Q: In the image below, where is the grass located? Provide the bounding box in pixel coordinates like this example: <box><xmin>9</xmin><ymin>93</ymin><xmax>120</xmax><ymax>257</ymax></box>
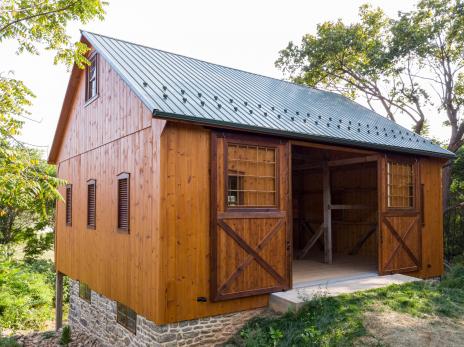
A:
<box><xmin>227</xmin><ymin>262</ymin><xmax>464</xmax><ymax>347</ymax></box>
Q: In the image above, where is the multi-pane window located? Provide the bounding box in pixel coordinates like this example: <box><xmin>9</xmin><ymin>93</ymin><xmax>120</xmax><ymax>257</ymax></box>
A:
<box><xmin>117</xmin><ymin>173</ymin><xmax>130</xmax><ymax>232</ymax></box>
<box><xmin>78</xmin><ymin>282</ymin><xmax>91</xmax><ymax>302</ymax></box>
<box><xmin>387</xmin><ymin>161</ymin><xmax>415</xmax><ymax>208</ymax></box>
<box><xmin>226</xmin><ymin>143</ymin><xmax>278</xmax><ymax>208</ymax></box>
<box><xmin>87</xmin><ymin>179</ymin><xmax>96</xmax><ymax>229</ymax></box>
<box><xmin>65</xmin><ymin>184</ymin><xmax>72</xmax><ymax>226</ymax></box>
<box><xmin>116</xmin><ymin>302</ymin><xmax>137</xmax><ymax>334</ymax></box>
<box><xmin>85</xmin><ymin>53</ymin><xmax>98</xmax><ymax>101</ymax></box>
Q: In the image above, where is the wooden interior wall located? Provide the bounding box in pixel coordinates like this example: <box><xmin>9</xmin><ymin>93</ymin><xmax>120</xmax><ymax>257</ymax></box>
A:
<box><xmin>292</xmin><ymin>164</ymin><xmax>378</xmax><ymax>257</ymax></box>
<box><xmin>55</xmin><ymin>50</ymin><xmax>163</xmax><ymax>322</ymax></box>
<box><xmin>331</xmin><ymin>164</ymin><xmax>378</xmax><ymax>256</ymax></box>
<box><xmin>292</xmin><ymin>171</ymin><xmax>323</xmax><ymax>251</ymax></box>
<box><xmin>158</xmin><ymin>123</ymin><xmax>268</xmax><ymax>324</ymax></box>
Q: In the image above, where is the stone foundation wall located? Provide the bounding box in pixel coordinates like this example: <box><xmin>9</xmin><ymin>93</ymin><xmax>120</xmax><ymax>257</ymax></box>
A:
<box><xmin>68</xmin><ymin>280</ymin><xmax>263</xmax><ymax>346</ymax></box>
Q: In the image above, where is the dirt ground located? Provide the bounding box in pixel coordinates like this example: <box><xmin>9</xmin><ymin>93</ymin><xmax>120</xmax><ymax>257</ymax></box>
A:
<box><xmin>356</xmin><ymin>307</ymin><xmax>464</xmax><ymax>347</ymax></box>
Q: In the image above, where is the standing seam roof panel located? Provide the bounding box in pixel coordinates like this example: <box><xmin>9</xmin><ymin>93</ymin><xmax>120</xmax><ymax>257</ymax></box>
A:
<box><xmin>82</xmin><ymin>31</ymin><xmax>455</xmax><ymax>159</ymax></box>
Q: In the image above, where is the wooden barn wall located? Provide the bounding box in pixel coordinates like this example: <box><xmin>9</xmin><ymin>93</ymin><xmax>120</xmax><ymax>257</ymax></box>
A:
<box><xmin>414</xmin><ymin>157</ymin><xmax>445</xmax><ymax>278</ymax></box>
<box><xmin>55</xmin><ymin>50</ymin><xmax>164</xmax><ymax>322</ymax></box>
<box><xmin>158</xmin><ymin>123</ymin><xmax>268</xmax><ymax>324</ymax></box>
<box><xmin>55</xmin><ymin>51</ymin><xmax>152</xmax><ymax>163</ymax></box>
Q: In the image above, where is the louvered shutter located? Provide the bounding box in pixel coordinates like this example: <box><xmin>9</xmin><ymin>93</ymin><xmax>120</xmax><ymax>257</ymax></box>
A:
<box><xmin>87</xmin><ymin>180</ymin><xmax>96</xmax><ymax>228</ymax></box>
<box><xmin>117</xmin><ymin>173</ymin><xmax>130</xmax><ymax>232</ymax></box>
<box><xmin>65</xmin><ymin>184</ymin><xmax>72</xmax><ymax>226</ymax></box>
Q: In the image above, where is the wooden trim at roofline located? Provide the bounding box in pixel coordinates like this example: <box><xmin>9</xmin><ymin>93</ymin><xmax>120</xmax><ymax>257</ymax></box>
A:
<box><xmin>48</xmin><ymin>35</ymin><xmax>92</xmax><ymax>164</ymax></box>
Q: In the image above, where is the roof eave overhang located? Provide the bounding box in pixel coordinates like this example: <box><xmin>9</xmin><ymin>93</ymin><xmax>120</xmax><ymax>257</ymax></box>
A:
<box><xmin>152</xmin><ymin>109</ymin><xmax>456</xmax><ymax>160</ymax></box>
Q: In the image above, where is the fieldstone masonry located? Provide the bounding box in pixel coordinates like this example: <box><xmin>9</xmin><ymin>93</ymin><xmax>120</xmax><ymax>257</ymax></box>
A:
<box><xmin>68</xmin><ymin>280</ymin><xmax>263</xmax><ymax>346</ymax></box>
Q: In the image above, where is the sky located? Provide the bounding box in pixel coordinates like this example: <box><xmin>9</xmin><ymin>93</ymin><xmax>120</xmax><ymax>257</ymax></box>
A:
<box><xmin>3</xmin><ymin>0</ymin><xmax>449</xmax><ymax>157</ymax></box>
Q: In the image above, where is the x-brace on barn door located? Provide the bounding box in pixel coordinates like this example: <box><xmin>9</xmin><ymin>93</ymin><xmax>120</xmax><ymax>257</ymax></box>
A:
<box><xmin>379</xmin><ymin>155</ymin><xmax>422</xmax><ymax>274</ymax></box>
<box><xmin>210</xmin><ymin>132</ymin><xmax>291</xmax><ymax>301</ymax></box>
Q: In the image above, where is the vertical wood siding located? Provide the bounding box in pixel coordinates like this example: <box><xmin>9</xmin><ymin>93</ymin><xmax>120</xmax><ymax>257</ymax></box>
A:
<box><xmin>158</xmin><ymin>124</ymin><xmax>268</xmax><ymax>324</ymax></box>
<box><xmin>415</xmin><ymin>157</ymin><xmax>445</xmax><ymax>278</ymax></box>
<box><xmin>55</xmin><ymin>53</ymin><xmax>152</xmax><ymax>163</ymax></box>
<box><xmin>55</xmin><ymin>52</ymin><xmax>161</xmax><ymax>322</ymax></box>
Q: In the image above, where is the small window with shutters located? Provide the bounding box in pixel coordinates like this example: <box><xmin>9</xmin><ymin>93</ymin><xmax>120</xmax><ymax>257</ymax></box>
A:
<box><xmin>87</xmin><ymin>179</ymin><xmax>96</xmax><ymax>229</ymax></box>
<box><xmin>117</xmin><ymin>173</ymin><xmax>130</xmax><ymax>232</ymax></box>
<box><xmin>65</xmin><ymin>184</ymin><xmax>72</xmax><ymax>226</ymax></box>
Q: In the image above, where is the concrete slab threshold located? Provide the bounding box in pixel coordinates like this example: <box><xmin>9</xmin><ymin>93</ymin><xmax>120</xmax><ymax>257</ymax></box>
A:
<box><xmin>270</xmin><ymin>274</ymin><xmax>420</xmax><ymax>313</ymax></box>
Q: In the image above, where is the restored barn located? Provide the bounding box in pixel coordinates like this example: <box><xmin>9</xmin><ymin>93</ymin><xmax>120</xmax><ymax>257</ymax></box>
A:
<box><xmin>49</xmin><ymin>31</ymin><xmax>454</xmax><ymax>346</ymax></box>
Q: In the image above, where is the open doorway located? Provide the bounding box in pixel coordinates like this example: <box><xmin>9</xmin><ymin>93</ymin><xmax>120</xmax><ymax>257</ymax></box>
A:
<box><xmin>291</xmin><ymin>144</ymin><xmax>379</xmax><ymax>286</ymax></box>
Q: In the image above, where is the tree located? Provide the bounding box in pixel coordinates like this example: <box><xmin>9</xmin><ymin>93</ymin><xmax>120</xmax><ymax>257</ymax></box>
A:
<box><xmin>0</xmin><ymin>1</ymin><xmax>106</xmax><ymax>255</ymax></box>
<box><xmin>276</xmin><ymin>0</ymin><xmax>464</xmax><ymax>207</ymax></box>
<box><xmin>1</xmin><ymin>0</ymin><xmax>107</xmax><ymax>140</ymax></box>
<box><xmin>0</xmin><ymin>145</ymin><xmax>64</xmax><ymax>257</ymax></box>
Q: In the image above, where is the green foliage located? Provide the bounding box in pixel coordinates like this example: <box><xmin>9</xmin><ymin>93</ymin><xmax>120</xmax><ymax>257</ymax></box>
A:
<box><xmin>59</xmin><ymin>325</ymin><xmax>72</xmax><ymax>346</ymax></box>
<box><xmin>228</xmin><ymin>263</ymin><xmax>464</xmax><ymax>346</ymax></box>
<box><xmin>450</xmin><ymin>147</ymin><xmax>464</xmax><ymax>202</ymax></box>
<box><xmin>0</xmin><ymin>259</ymin><xmax>56</xmax><ymax>331</ymax></box>
<box><xmin>0</xmin><ymin>1</ymin><xmax>107</xmax><ymax>255</ymax></box>
<box><xmin>276</xmin><ymin>0</ymin><xmax>464</xmax><ymax>148</ymax></box>
<box><xmin>0</xmin><ymin>144</ymin><xmax>63</xmax><ymax>259</ymax></box>
<box><xmin>0</xmin><ymin>0</ymin><xmax>106</xmax><ymax>68</ymax></box>
<box><xmin>0</xmin><ymin>337</ymin><xmax>20</xmax><ymax>347</ymax></box>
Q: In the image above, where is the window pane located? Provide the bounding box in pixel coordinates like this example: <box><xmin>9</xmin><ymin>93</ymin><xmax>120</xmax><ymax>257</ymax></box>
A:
<box><xmin>387</xmin><ymin>161</ymin><xmax>415</xmax><ymax>208</ymax></box>
<box><xmin>227</xmin><ymin>143</ymin><xmax>277</xmax><ymax>208</ymax></box>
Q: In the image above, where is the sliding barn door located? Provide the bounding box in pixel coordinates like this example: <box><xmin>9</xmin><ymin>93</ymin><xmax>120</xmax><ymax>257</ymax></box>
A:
<box><xmin>211</xmin><ymin>132</ymin><xmax>291</xmax><ymax>301</ymax></box>
<box><xmin>379</xmin><ymin>156</ymin><xmax>422</xmax><ymax>274</ymax></box>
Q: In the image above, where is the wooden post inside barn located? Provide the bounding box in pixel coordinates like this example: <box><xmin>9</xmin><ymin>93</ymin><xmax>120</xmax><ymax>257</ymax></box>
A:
<box><xmin>323</xmin><ymin>162</ymin><xmax>332</xmax><ymax>264</ymax></box>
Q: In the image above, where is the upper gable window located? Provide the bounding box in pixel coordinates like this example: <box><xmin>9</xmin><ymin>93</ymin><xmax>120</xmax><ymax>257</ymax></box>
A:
<box><xmin>85</xmin><ymin>53</ymin><xmax>98</xmax><ymax>102</ymax></box>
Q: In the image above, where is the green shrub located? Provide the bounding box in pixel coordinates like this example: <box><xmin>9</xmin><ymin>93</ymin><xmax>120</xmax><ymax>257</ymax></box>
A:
<box><xmin>0</xmin><ymin>260</ymin><xmax>55</xmax><ymax>331</ymax></box>
<box><xmin>0</xmin><ymin>337</ymin><xmax>20</xmax><ymax>347</ymax></box>
<box><xmin>441</xmin><ymin>263</ymin><xmax>464</xmax><ymax>288</ymax></box>
<box><xmin>59</xmin><ymin>326</ymin><xmax>72</xmax><ymax>346</ymax></box>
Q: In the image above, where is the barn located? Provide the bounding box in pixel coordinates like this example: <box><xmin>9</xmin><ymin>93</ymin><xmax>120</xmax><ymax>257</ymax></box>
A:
<box><xmin>49</xmin><ymin>31</ymin><xmax>455</xmax><ymax>346</ymax></box>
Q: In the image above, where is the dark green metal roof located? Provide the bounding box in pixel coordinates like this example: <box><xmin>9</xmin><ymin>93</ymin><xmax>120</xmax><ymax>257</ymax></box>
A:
<box><xmin>82</xmin><ymin>31</ymin><xmax>454</xmax><ymax>159</ymax></box>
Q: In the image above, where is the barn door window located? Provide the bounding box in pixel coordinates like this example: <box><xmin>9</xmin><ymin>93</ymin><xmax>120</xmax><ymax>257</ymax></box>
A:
<box><xmin>65</xmin><ymin>184</ymin><xmax>72</xmax><ymax>226</ymax></box>
<box><xmin>87</xmin><ymin>179</ymin><xmax>96</xmax><ymax>229</ymax></box>
<box><xmin>117</xmin><ymin>173</ymin><xmax>130</xmax><ymax>232</ymax></box>
<box><xmin>387</xmin><ymin>160</ymin><xmax>415</xmax><ymax>208</ymax></box>
<box><xmin>226</xmin><ymin>141</ymin><xmax>278</xmax><ymax>209</ymax></box>
<box><xmin>85</xmin><ymin>53</ymin><xmax>98</xmax><ymax>102</ymax></box>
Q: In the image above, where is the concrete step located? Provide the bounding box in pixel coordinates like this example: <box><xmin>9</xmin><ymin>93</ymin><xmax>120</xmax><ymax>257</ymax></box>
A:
<box><xmin>269</xmin><ymin>274</ymin><xmax>420</xmax><ymax>313</ymax></box>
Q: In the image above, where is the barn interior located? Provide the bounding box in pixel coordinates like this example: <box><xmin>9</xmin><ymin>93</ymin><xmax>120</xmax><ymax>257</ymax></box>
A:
<box><xmin>291</xmin><ymin>144</ymin><xmax>379</xmax><ymax>286</ymax></box>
